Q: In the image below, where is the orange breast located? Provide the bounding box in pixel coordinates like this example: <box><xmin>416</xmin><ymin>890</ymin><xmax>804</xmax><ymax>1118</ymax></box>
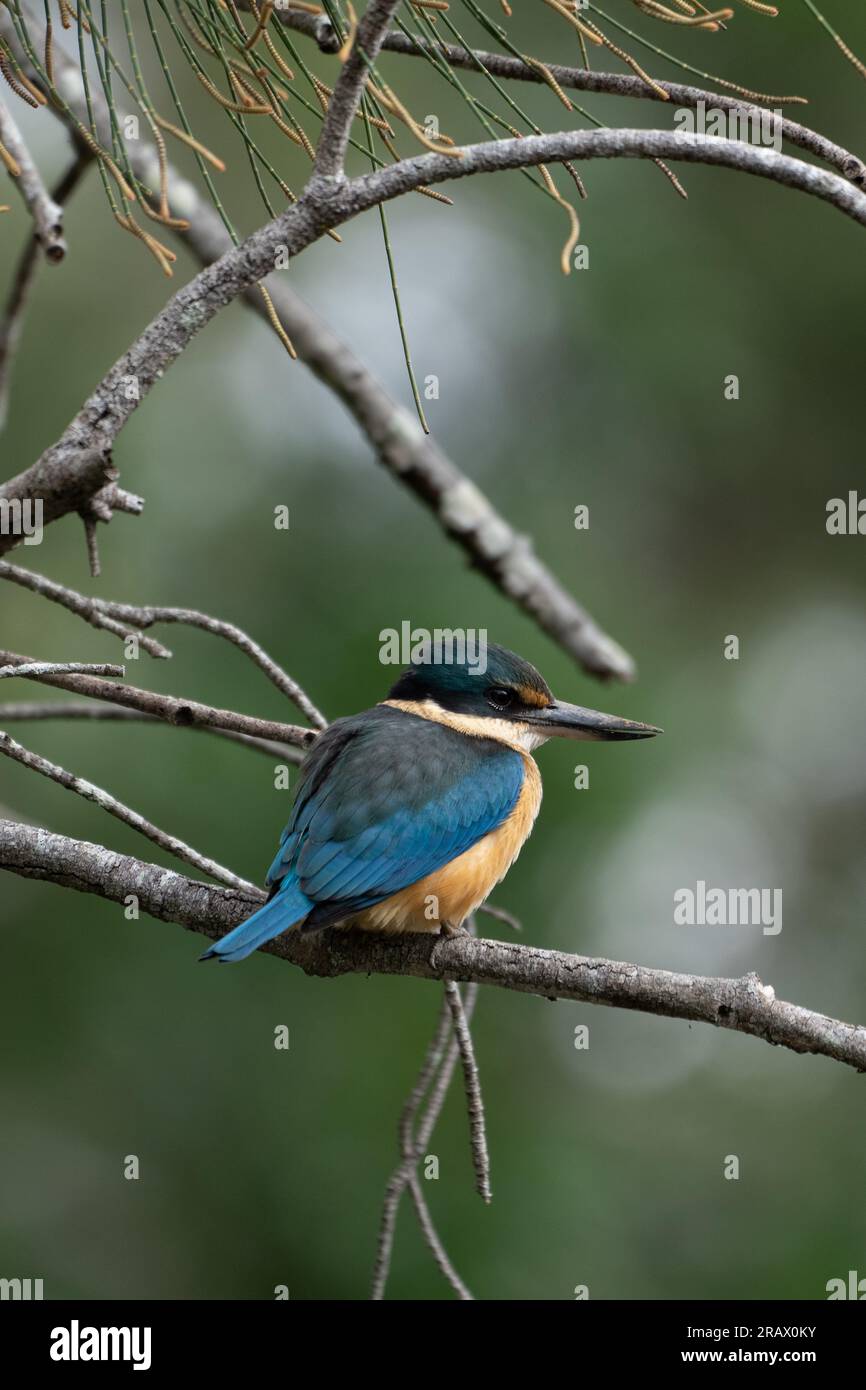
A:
<box><xmin>352</xmin><ymin>754</ymin><xmax>542</xmax><ymax>934</ymax></box>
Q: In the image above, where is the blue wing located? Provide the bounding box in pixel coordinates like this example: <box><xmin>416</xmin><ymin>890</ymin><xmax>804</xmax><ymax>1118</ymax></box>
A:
<box><xmin>202</xmin><ymin>705</ymin><xmax>524</xmax><ymax>962</ymax></box>
<box><xmin>270</xmin><ymin>705</ymin><xmax>524</xmax><ymax>926</ymax></box>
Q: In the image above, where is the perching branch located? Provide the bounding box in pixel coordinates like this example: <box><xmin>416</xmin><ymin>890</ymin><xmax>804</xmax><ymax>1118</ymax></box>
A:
<box><xmin>3</xmin><ymin>819</ymin><xmax>865</xmax><ymax>1076</ymax></box>
<box><xmin>0</xmin><ymin>94</ymin><xmax>66</xmax><ymax>260</ymax></box>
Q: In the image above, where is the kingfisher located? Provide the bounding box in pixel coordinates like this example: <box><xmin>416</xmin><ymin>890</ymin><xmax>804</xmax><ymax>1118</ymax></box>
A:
<box><xmin>202</xmin><ymin>644</ymin><xmax>660</xmax><ymax>962</ymax></box>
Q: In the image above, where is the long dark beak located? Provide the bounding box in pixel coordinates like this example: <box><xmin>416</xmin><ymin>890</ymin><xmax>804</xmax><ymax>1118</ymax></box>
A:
<box><xmin>525</xmin><ymin>699</ymin><xmax>662</xmax><ymax>741</ymax></box>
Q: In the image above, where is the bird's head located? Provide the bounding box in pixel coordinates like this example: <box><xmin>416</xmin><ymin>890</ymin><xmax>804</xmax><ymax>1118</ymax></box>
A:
<box><xmin>386</xmin><ymin>643</ymin><xmax>661</xmax><ymax>749</ymax></box>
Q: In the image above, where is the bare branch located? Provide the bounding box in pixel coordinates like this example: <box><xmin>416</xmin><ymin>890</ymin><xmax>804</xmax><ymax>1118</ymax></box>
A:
<box><xmin>4</xmin><ymin>820</ymin><xmax>864</xmax><ymax>1072</ymax></box>
<box><xmin>337</xmin><ymin>128</ymin><xmax>866</xmax><ymax>226</ymax></box>
<box><xmin>0</xmin><ymin>562</ymin><xmax>327</xmax><ymax>726</ymax></box>
<box><xmin>0</xmin><ymin>700</ymin><xmax>305</xmax><ymax>761</ymax></box>
<box><xmin>0</xmin><ymin>649</ymin><xmax>316</xmax><ymax>749</ymax></box>
<box><xmin>0</xmin><ymin>446</ymin><xmax>118</xmax><ymax>558</ymax></box>
<box><xmin>0</xmin><ymin>95</ymin><xmax>65</xmax><ymax>260</ymax></box>
<box><xmin>313</xmin><ymin>0</ymin><xmax>404</xmax><ymax>178</ymax></box>
<box><xmin>0</xmin><ymin>729</ymin><xmax>260</xmax><ymax>893</ymax></box>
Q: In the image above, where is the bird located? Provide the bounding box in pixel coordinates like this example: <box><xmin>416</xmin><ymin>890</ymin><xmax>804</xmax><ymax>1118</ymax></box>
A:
<box><xmin>201</xmin><ymin>643</ymin><xmax>661</xmax><ymax>962</ymax></box>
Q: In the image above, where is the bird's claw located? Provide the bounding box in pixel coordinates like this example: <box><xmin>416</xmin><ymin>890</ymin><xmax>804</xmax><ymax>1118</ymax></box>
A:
<box><xmin>430</xmin><ymin>920</ymin><xmax>468</xmax><ymax>970</ymax></box>
<box><xmin>439</xmin><ymin>920</ymin><xmax>468</xmax><ymax>939</ymax></box>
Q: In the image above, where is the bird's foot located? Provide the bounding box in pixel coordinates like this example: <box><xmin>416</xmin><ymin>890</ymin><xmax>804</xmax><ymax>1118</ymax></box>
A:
<box><xmin>439</xmin><ymin>920</ymin><xmax>468</xmax><ymax>939</ymax></box>
<box><xmin>430</xmin><ymin>921</ymin><xmax>468</xmax><ymax>970</ymax></box>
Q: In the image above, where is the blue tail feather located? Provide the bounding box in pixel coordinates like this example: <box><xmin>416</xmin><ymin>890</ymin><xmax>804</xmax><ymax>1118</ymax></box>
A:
<box><xmin>200</xmin><ymin>875</ymin><xmax>312</xmax><ymax>963</ymax></box>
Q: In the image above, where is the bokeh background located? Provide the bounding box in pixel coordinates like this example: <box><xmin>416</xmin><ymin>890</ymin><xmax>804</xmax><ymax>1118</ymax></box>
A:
<box><xmin>1</xmin><ymin>3</ymin><xmax>864</xmax><ymax>1300</ymax></box>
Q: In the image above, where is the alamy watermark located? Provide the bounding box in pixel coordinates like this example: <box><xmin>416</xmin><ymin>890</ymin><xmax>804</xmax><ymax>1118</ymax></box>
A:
<box><xmin>0</xmin><ymin>497</ymin><xmax>43</xmax><ymax>546</ymax></box>
<box><xmin>50</xmin><ymin>1321</ymin><xmax>151</xmax><ymax>1371</ymax></box>
<box><xmin>674</xmin><ymin>880</ymin><xmax>782</xmax><ymax>936</ymax></box>
<box><xmin>0</xmin><ymin>1276</ymin><xmax>43</xmax><ymax>1299</ymax></box>
<box><xmin>674</xmin><ymin>100</ymin><xmax>783</xmax><ymax>154</ymax></box>
<box><xmin>379</xmin><ymin>623</ymin><xmax>488</xmax><ymax>675</ymax></box>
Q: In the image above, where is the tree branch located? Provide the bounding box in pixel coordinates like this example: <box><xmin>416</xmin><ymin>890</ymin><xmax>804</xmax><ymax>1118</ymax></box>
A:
<box><xmin>0</xmin><ymin>446</ymin><xmax>127</xmax><ymax>558</ymax></box>
<box><xmin>3</xmin><ymin>820</ymin><xmax>864</xmax><ymax>1075</ymax></box>
<box><xmin>277</xmin><ymin>6</ymin><xmax>866</xmax><ymax>187</ymax></box>
<box><xmin>23</xmin><ymin>126</ymin><xmax>865</xmax><ymax>562</ymax></box>
<box><xmin>313</xmin><ymin>0</ymin><xmax>404</xmax><ymax>178</ymax></box>
<box><xmin>338</xmin><ymin>127</ymin><xmax>866</xmax><ymax>226</ymax></box>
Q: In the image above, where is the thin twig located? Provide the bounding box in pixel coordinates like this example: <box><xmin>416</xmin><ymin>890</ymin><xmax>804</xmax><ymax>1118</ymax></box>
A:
<box><xmin>0</xmin><ymin>561</ymin><xmax>169</xmax><ymax>656</ymax></box>
<box><xmin>0</xmin><ymin>150</ymin><xmax>90</xmax><ymax>429</ymax></box>
<box><xmin>0</xmin><ymin>561</ymin><xmax>327</xmax><ymax>726</ymax></box>
<box><xmin>0</xmin><ymin>699</ymin><xmax>306</xmax><ymax>760</ymax></box>
<box><xmin>313</xmin><ymin>0</ymin><xmax>403</xmax><ymax>177</ymax></box>
<box><xmin>478</xmin><ymin>901</ymin><xmax>522</xmax><ymax>932</ymax></box>
<box><xmin>371</xmin><ymin>983</ymin><xmax>481</xmax><ymax>1299</ymax></box>
<box><xmin>0</xmin><ymin>649</ymin><xmax>316</xmax><ymax>748</ymax></box>
<box><xmin>0</xmin><ymin>660</ymin><xmax>125</xmax><ymax>680</ymax></box>
<box><xmin>444</xmin><ymin>977</ymin><xmax>491</xmax><ymax>1203</ymax></box>
<box><xmin>408</xmin><ymin>1174</ymin><xmax>473</xmax><ymax>1300</ymax></box>
<box><xmin>0</xmin><ymin>94</ymin><xmax>65</xmax><ymax>259</ymax></box>
<box><xmin>0</xmin><ymin>729</ymin><xmax>261</xmax><ymax>893</ymax></box>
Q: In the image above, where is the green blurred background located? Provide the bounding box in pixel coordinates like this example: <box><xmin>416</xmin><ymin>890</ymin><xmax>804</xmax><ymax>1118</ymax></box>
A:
<box><xmin>1</xmin><ymin>3</ymin><xmax>864</xmax><ymax>1300</ymax></box>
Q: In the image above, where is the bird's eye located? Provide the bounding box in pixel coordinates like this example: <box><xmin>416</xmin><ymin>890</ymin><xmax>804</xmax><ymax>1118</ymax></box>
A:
<box><xmin>487</xmin><ymin>686</ymin><xmax>514</xmax><ymax>711</ymax></box>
